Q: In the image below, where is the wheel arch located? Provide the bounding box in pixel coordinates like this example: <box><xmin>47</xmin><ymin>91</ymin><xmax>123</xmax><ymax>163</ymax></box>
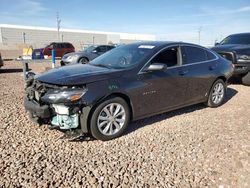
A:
<box><xmin>84</xmin><ymin>92</ymin><xmax>134</xmax><ymax>134</ymax></box>
<box><xmin>78</xmin><ymin>56</ymin><xmax>89</xmax><ymax>62</ymax></box>
<box><xmin>217</xmin><ymin>75</ymin><xmax>227</xmax><ymax>83</ymax></box>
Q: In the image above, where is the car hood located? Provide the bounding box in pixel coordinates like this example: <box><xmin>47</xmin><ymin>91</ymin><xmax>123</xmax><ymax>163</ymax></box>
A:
<box><xmin>63</xmin><ymin>51</ymin><xmax>89</xmax><ymax>58</ymax></box>
<box><xmin>211</xmin><ymin>44</ymin><xmax>250</xmax><ymax>52</ymax></box>
<box><xmin>35</xmin><ymin>64</ymin><xmax>123</xmax><ymax>86</ymax></box>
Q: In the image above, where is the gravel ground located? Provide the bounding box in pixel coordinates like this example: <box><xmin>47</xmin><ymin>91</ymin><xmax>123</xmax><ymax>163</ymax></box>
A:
<box><xmin>0</xmin><ymin>61</ymin><xmax>249</xmax><ymax>188</ymax></box>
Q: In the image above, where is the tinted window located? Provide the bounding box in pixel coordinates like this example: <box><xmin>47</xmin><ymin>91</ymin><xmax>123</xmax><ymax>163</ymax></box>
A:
<box><xmin>206</xmin><ymin>50</ymin><xmax>216</xmax><ymax>60</ymax></box>
<box><xmin>107</xmin><ymin>46</ymin><xmax>115</xmax><ymax>50</ymax></box>
<box><xmin>220</xmin><ymin>34</ymin><xmax>250</xmax><ymax>45</ymax></box>
<box><xmin>182</xmin><ymin>46</ymin><xmax>207</xmax><ymax>64</ymax></box>
<box><xmin>96</xmin><ymin>46</ymin><xmax>107</xmax><ymax>52</ymax></box>
<box><xmin>54</xmin><ymin>43</ymin><xmax>62</xmax><ymax>48</ymax></box>
<box><xmin>65</xmin><ymin>43</ymin><xmax>72</xmax><ymax>48</ymax></box>
<box><xmin>151</xmin><ymin>47</ymin><xmax>178</xmax><ymax>67</ymax></box>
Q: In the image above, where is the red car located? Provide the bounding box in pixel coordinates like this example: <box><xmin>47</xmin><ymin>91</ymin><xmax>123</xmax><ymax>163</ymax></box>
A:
<box><xmin>33</xmin><ymin>42</ymin><xmax>75</xmax><ymax>58</ymax></box>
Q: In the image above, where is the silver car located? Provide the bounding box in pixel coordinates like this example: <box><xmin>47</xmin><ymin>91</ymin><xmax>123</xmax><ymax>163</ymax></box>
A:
<box><xmin>60</xmin><ymin>45</ymin><xmax>115</xmax><ymax>66</ymax></box>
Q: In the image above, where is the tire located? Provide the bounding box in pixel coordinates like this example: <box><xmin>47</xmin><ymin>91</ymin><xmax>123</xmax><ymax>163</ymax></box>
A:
<box><xmin>242</xmin><ymin>72</ymin><xmax>250</xmax><ymax>86</ymax></box>
<box><xmin>78</xmin><ymin>57</ymin><xmax>89</xmax><ymax>64</ymax></box>
<box><xmin>90</xmin><ymin>97</ymin><xmax>130</xmax><ymax>141</ymax></box>
<box><xmin>206</xmin><ymin>79</ymin><xmax>226</xmax><ymax>107</ymax></box>
<box><xmin>60</xmin><ymin>61</ymin><xmax>65</xmax><ymax>66</ymax></box>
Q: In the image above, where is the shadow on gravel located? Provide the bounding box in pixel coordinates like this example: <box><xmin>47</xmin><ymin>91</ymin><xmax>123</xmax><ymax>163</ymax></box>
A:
<box><xmin>124</xmin><ymin>87</ymin><xmax>238</xmax><ymax>136</ymax></box>
<box><xmin>228</xmin><ymin>76</ymin><xmax>242</xmax><ymax>85</ymax></box>
<box><xmin>0</xmin><ymin>68</ymin><xmax>24</xmax><ymax>74</ymax></box>
<box><xmin>224</xmin><ymin>87</ymin><xmax>238</xmax><ymax>104</ymax></box>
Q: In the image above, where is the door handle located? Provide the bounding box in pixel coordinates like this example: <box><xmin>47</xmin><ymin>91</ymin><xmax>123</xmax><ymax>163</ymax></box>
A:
<box><xmin>179</xmin><ymin>70</ymin><xmax>188</xmax><ymax>76</ymax></box>
<box><xmin>209</xmin><ymin>65</ymin><xmax>216</xmax><ymax>71</ymax></box>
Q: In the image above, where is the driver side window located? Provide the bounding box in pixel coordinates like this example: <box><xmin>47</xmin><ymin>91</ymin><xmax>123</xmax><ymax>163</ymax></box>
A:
<box><xmin>150</xmin><ymin>47</ymin><xmax>179</xmax><ymax>67</ymax></box>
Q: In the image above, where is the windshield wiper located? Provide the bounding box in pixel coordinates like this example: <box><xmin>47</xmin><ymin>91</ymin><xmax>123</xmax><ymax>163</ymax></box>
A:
<box><xmin>92</xmin><ymin>64</ymin><xmax>111</xmax><ymax>69</ymax></box>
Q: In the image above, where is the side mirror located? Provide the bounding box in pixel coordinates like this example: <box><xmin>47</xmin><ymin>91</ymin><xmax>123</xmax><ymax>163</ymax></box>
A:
<box><xmin>214</xmin><ymin>42</ymin><xmax>220</xmax><ymax>46</ymax></box>
<box><xmin>144</xmin><ymin>63</ymin><xmax>166</xmax><ymax>72</ymax></box>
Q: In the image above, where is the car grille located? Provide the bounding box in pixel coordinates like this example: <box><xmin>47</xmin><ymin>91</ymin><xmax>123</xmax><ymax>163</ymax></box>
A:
<box><xmin>217</xmin><ymin>52</ymin><xmax>236</xmax><ymax>64</ymax></box>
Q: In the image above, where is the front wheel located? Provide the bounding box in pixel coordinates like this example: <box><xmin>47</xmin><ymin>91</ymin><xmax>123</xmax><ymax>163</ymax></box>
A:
<box><xmin>79</xmin><ymin>57</ymin><xmax>89</xmax><ymax>64</ymax></box>
<box><xmin>206</xmin><ymin>79</ymin><xmax>226</xmax><ymax>107</ymax></box>
<box><xmin>90</xmin><ymin>97</ymin><xmax>130</xmax><ymax>141</ymax></box>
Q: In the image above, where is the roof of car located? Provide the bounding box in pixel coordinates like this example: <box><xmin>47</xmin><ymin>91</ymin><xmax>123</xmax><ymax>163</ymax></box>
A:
<box><xmin>228</xmin><ymin>33</ymin><xmax>250</xmax><ymax>37</ymax></box>
<box><xmin>129</xmin><ymin>41</ymin><xmax>200</xmax><ymax>48</ymax></box>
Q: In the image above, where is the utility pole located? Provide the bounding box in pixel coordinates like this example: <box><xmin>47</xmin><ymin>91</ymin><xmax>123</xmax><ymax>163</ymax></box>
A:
<box><xmin>22</xmin><ymin>32</ymin><xmax>26</xmax><ymax>44</ymax></box>
<box><xmin>57</xmin><ymin>12</ymin><xmax>61</xmax><ymax>42</ymax></box>
<box><xmin>198</xmin><ymin>26</ymin><xmax>202</xmax><ymax>45</ymax></box>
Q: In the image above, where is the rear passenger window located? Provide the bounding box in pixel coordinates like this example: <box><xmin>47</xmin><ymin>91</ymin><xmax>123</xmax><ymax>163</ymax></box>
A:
<box><xmin>206</xmin><ymin>50</ymin><xmax>216</xmax><ymax>60</ymax></box>
<box><xmin>65</xmin><ymin>43</ymin><xmax>71</xmax><ymax>48</ymax></box>
<box><xmin>97</xmin><ymin>46</ymin><xmax>107</xmax><ymax>52</ymax></box>
<box><xmin>182</xmin><ymin>46</ymin><xmax>207</xmax><ymax>64</ymax></box>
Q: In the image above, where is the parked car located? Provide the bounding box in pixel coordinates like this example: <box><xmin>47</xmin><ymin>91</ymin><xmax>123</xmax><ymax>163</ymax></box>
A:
<box><xmin>32</xmin><ymin>42</ymin><xmax>75</xmax><ymax>59</ymax></box>
<box><xmin>0</xmin><ymin>52</ymin><xmax>3</xmax><ymax>68</ymax></box>
<box><xmin>211</xmin><ymin>33</ymin><xmax>250</xmax><ymax>85</ymax></box>
<box><xmin>24</xmin><ymin>41</ymin><xmax>234</xmax><ymax>141</ymax></box>
<box><xmin>60</xmin><ymin>45</ymin><xmax>115</xmax><ymax>66</ymax></box>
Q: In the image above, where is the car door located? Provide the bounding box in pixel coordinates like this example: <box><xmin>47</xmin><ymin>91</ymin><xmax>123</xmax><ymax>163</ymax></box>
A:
<box><xmin>135</xmin><ymin>46</ymin><xmax>188</xmax><ymax>117</ymax></box>
<box><xmin>180</xmin><ymin>45</ymin><xmax>218</xmax><ymax>104</ymax></box>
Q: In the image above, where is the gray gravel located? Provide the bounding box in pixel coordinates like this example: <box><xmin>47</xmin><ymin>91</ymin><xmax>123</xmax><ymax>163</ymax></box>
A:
<box><xmin>0</xmin><ymin>61</ymin><xmax>250</xmax><ymax>188</ymax></box>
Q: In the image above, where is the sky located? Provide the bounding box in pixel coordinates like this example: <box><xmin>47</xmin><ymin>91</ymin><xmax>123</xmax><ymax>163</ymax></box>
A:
<box><xmin>0</xmin><ymin>0</ymin><xmax>250</xmax><ymax>46</ymax></box>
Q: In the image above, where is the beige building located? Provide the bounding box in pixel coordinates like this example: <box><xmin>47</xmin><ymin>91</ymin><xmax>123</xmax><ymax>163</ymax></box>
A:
<box><xmin>0</xmin><ymin>24</ymin><xmax>156</xmax><ymax>59</ymax></box>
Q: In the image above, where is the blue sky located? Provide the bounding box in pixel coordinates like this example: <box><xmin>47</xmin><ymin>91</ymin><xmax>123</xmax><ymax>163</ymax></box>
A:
<box><xmin>1</xmin><ymin>0</ymin><xmax>250</xmax><ymax>45</ymax></box>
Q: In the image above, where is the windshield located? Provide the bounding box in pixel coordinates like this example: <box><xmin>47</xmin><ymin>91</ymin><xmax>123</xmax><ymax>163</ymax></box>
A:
<box><xmin>220</xmin><ymin>34</ymin><xmax>250</xmax><ymax>45</ymax></box>
<box><xmin>81</xmin><ymin>45</ymin><xmax>97</xmax><ymax>52</ymax></box>
<box><xmin>89</xmin><ymin>44</ymin><xmax>155</xmax><ymax>69</ymax></box>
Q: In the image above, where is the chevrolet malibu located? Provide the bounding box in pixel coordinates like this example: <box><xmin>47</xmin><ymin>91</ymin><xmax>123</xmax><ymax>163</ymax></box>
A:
<box><xmin>24</xmin><ymin>42</ymin><xmax>234</xmax><ymax>141</ymax></box>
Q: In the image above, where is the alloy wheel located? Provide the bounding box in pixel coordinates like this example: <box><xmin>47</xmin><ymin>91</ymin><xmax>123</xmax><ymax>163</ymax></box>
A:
<box><xmin>212</xmin><ymin>82</ymin><xmax>224</xmax><ymax>104</ymax></box>
<box><xmin>97</xmin><ymin>103</ymin><xmax>126</xmax><ymax>136</ymax></box>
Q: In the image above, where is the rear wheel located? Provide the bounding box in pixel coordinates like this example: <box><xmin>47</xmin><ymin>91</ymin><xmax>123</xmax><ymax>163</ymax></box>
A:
<box><xmin>242</xmin><ymin>72</ymin><xmax>250</xmax><ymax>86</ymax></box>
<box><xmin>79</xmin><ymin>57</ymin><xmax>89</xmax><ymax>64</ymax></box>
<box><xmin>90</xmin><ymin>97</ymin><xmax>130</xmax><ymax>141</ymax></box>
<box><xmin>206</xmin><ymin>79</ymin><xmax>226</xmax><ymax>107</ymax></box>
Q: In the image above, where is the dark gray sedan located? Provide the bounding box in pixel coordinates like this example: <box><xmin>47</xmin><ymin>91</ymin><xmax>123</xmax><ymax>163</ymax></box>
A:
<box><xmin>60</xmin><ymin>45</ymin><xmax>115</xmax><ymax>66</ymax></box>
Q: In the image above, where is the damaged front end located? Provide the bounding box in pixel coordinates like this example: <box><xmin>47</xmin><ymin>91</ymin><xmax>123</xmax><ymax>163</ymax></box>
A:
<box><xmin>24</xmin><ymin>75</ymin><xmax>88</xmax><ymax>133</ymax></box>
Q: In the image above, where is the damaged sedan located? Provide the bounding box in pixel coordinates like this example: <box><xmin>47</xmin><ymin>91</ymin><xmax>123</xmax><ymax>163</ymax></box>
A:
<box><xmin>24</xmin><ymin>42</ymin><xmax>234</xmax><ymax>141</ymax></box>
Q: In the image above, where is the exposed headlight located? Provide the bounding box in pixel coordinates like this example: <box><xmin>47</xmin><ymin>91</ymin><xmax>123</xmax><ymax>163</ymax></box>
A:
<box><xmin>41</xmin><ymin>87</ymin><xmax>87</xmax><ymax>104</ymax></box>
<box><xmin>66</xmin><ymin>55</ymin><xmax>78</xmax><ymax>61</ymax></box>
<box><xmin>237</xmin><ymin>54</ymin><xmax>250</xmax><ymax>62</ymax></box>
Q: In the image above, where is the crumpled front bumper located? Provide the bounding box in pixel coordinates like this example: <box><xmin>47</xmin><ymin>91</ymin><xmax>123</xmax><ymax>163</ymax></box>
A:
<box><xmin>24</xmin><ymin>97</ymin><xmax>51</xmax><ymax>119</ymax></box>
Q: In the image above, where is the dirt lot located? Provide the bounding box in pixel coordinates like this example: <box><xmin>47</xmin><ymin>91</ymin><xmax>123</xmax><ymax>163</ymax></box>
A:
<box><xmin>0</xmin><ymin>61</ymin><xmax>249</xmax><ymax>188</ymax></box>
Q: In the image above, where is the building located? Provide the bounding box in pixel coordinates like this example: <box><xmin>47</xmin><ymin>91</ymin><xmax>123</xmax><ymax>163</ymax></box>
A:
<box><xmin>0</xmin><ymin>24</ymin><xmax>156</xmax><ymax>59</ymax></box>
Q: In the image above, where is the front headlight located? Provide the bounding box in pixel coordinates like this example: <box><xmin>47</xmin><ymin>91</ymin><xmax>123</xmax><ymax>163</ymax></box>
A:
<box><xmin>237</xmin><ymin>54</ymin><xmax>250</xmax><ymax>62</ymax></box>
<box><xmin>66</xmin><ymin>55</ymin><xmax>78</xmax><ymax>61</ymax></box>
<box><xmin>41</xmin><ymin>87</ymin><xmax>87</xmax><ymax>104</ymax></box>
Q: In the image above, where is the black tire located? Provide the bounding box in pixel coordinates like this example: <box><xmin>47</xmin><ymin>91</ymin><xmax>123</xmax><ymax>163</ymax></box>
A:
<box><xmin>78</xmin><ymin>57</ymin><xmax>89</xmax><ymax>64</ymax></box>
<box><xmin>90</xmin><ymin>97</ymin><xmax>130</xmax><ymax>141</ymax></box>
<box><xmin>60</xmin><ymin>61</ymin><xmax>65</xmax><ymax>66</ymax></box>
<box><xmin>242</xmin><ymin>72</ymin><xmax>250</xmax><ymax>86</ymax></box>
<box><xmin>206</xmin><ymin>79</ymin><xmax>226</xmax><ymax>107</ymax></box>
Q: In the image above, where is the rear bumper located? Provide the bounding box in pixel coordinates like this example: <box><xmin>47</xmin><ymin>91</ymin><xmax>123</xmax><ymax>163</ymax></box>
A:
<box><xmin>24</xmin><ymin>97</ymin><xmax>51</xmax><ymax>119</ymax></box>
